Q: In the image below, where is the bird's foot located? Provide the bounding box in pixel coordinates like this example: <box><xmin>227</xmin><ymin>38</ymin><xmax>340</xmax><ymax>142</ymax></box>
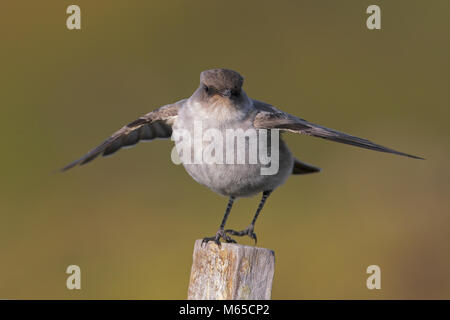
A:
<box><xmin>202</xmin><ymin>229</ymin><xmax>236</xmax><ymax>247</ymax></box>
<box><xmin>225</xmin><ymin>225</ymin><xmax>257</xmax><ymax>244</ymax></box>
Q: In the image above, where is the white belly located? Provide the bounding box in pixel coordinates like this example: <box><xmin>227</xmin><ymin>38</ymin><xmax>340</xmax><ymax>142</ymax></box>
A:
<box><xmin>173</xmin><ymin>101</ymin><xmax>294</xmax><ymax>197</ymax></box>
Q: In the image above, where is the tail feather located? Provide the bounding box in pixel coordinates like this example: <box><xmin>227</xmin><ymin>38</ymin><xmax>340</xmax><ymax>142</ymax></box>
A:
<box><xmin>292</xmin><ymin>158</ymin><xmax>321</xmax><ymax>175</ymax></box>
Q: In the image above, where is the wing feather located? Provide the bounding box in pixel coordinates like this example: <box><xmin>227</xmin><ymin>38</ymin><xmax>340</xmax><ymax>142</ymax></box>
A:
<box><xmin>61</xmin><ymin>100</ymin><xmax>184</xmax><ymax>171</ymax></box>
<box><xmin>252</xmin><ymin>100</ymin><xmax>423</xmax><ymax>160</ymax></box>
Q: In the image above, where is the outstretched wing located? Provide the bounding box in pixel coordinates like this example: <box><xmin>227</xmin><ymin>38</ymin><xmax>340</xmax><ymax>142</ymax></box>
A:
<box><xmin>252</xmin><ymin>100</ymin><xmax>423</xmax><ymax>160</ymax></box>
<box><xmin>61</xmin><ymin>100</ymin><xmax>184</xmax><ymax>171</ymax></box>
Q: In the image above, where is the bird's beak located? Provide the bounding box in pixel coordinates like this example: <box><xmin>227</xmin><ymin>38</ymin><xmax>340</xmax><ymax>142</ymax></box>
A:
<box><xmin>221</xmin><ymin>89</ymin><xmax>232</xmax><ymax>98</ymax></box>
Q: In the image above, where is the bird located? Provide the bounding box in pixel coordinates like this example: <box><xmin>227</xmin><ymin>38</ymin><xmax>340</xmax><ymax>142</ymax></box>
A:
<box><xmin>62</xmin><ymin>68</ymin><xmax>423</xmax><ymax>246</ymax></box>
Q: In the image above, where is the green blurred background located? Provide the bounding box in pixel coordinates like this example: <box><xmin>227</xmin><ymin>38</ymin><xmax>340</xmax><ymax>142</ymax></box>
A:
<box><xmin>1</xmin><ymin>0</ymin><xmax>449</xmax><ymax>299</ymax></box>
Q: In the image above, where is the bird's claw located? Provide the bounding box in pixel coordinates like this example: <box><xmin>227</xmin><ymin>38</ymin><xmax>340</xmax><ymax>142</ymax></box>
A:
<box><xmin>202</xmin><ymin>229</ymin><xmax>236</xmax><ymax>247</ymax></box>
<box><xmin>225</xmin><ymin>226</ymin><xmax>257</xmax><ymax>244</ymax></box>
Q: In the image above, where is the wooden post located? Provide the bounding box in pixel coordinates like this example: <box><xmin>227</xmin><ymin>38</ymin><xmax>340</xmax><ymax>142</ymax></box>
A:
<box><xmin>188</xmin><ymin>239</ymin><xmax>275</xmax><ymax>300</ymax></box>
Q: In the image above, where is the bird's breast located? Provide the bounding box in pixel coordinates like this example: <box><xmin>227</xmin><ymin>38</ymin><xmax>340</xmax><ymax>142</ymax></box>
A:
<box><xmin>173</xmin><ymin>117</ymin><xmax>293</xmax><ymax>196</ymax></box>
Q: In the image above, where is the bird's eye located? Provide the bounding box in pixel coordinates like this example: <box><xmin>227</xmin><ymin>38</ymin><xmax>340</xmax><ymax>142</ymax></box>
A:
<box><xmin>203</xmin><ymin>85</ymin><xmax>209</xmax><ymax>92</ymax></box>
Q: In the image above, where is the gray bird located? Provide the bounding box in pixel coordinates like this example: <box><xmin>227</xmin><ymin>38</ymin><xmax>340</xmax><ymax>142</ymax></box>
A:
<box><xmin>62</xmin><ymin>68</ymin><xmax>423</xmax><ymax>246</ymax></box>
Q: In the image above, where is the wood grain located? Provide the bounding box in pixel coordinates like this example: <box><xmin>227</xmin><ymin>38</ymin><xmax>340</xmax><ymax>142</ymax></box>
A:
<box><xmin>188</xmin><ymin>240</ymin><xmax>275</xmax><ymax>300</ymax></box>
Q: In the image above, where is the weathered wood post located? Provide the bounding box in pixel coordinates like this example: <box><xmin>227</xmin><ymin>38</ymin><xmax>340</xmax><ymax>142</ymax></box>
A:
<box><xmin>188</xmin><ymin>239</ymin><xmax>275</xmax><ymax>300</ymax></box>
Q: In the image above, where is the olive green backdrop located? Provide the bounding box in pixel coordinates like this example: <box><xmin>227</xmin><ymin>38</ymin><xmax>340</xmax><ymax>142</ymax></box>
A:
<box><xmin>1</xmin><ymin>1</ymin><xmax>449</xmax><ymax>299</ymax></box>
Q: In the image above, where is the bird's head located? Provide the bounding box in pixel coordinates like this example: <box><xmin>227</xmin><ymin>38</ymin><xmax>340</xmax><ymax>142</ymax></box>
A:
<box><xmin>196</xmin><ymin>68</ymin><xmax>245</xmax><ymax>103</ymax></box>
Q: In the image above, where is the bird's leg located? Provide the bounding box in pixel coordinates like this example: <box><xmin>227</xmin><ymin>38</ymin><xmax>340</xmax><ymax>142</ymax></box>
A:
<box><xmin>202</xmin><ymin>196</ymin><xmax>237</xmax><ymax>247</ymax></box>
<box><xmin>225</xmin><ymin>190</ymin><xmax>272</xmax><ymax>244</ymax></box>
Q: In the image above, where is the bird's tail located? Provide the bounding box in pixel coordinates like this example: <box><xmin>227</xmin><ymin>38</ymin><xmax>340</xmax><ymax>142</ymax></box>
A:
<box><xmin>292</xmin><ymin>158</ymin><xmax>321</xmax><ymax>175</ymax></box>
